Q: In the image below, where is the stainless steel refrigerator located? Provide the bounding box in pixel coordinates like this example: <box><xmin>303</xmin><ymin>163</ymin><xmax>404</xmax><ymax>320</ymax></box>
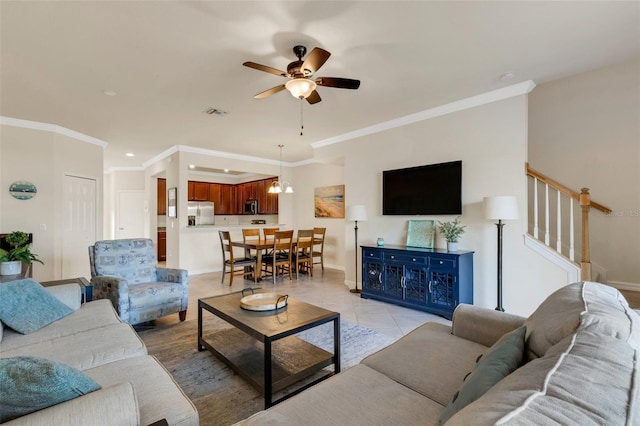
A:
<box><xmin>187</xmin><ymin>201</ymin><xmax>215</xmax><ymax>226</ymax></box>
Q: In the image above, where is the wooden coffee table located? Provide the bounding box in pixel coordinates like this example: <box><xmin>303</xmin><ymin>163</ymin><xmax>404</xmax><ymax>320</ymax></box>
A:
<box><xmin>197</xmin><ymin>290</ymin><xmax>340</xmax><ymax>408</ymax></box>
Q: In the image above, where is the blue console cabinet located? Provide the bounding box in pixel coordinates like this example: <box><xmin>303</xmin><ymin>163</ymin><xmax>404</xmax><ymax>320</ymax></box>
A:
<box><xmin>361</xmin><ymin>245</ymin><xmax>474</xmax><ymax>320</ymax></box>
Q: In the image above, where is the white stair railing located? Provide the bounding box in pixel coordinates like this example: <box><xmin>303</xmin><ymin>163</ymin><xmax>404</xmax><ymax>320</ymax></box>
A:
<box><xmin>526</xmin><ymin>163</ymin><xmax>611</xmax><ymax>280</ymax></box>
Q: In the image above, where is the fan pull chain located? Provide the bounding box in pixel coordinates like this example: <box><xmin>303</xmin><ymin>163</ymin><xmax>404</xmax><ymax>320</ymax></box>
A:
<box><xmin>300</xmin><ymin>99</ymin><xmax>304</xmax><ymax>136</ymax></box>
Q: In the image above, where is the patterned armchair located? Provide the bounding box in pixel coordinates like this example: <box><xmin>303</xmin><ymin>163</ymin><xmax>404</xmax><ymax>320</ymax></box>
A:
<box><xmin>88</xmin><ymin>238</ymin><xmax>188</xmax><ymax>325</ymax></box>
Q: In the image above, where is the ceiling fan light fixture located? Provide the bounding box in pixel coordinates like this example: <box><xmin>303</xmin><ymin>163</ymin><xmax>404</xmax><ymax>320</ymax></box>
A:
<box><xmin>285</xmin><ymin>78</ymin><xmax>316</xmax><ymax>99</ymax></box>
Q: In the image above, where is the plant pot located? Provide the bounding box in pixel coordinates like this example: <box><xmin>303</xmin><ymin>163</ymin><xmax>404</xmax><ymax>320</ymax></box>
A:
<box><xmin>447</xmin><ymin>242</ymin><xmax>459</xmax><ymax>252</ymax></box>
<box><xmin>1</xmin><ymin>260</ymin><xmax>22</xmax><ymax>276</ymax></box>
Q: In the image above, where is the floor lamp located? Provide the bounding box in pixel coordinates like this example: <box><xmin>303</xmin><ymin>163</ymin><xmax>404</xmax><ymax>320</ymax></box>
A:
<box><xmin>347</xmin><ymin>205</ymin><xmax>367</xmax><ymax>294</ymax></box>
<box><xmin>484</xmin><ymin>196</ymin><xmax>519</xmax><ymax>312</ymax></box>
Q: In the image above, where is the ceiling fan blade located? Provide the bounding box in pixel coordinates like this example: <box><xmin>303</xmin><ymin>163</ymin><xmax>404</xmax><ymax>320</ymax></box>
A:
<box><xmin>316</xmin><ymin>77</ymin><xmax>361</xmax><ymax>90</ymax></box>
<box><xmin>301</xmin><ymin>47</ymin><xmax>331</xmax><ymax>74</ymax></box>
<box><xmin>254</xmin><ymin>84</ymin><xmax>286</xmax><ymax>99</ymax></box>
<box><xmin>243</xmin><ymin>62</ymin><xmax>287</xmax><ymax>77</ymax></box>
<box><xmin>306</xmin><ymin>90</ymin><xmax>321</xmax><ymax>104</ymax></box>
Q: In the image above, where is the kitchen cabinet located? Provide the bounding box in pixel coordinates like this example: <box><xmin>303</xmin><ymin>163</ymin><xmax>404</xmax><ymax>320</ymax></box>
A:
<box><xmin>187</xmin><ymin>177</ymin><xmax>277</xmax><ymax>215</ymax></box>
<box><xmin>188</xmin><ymin>181</ymin><xmax>209</xmax><ymax>201</ymax></box>
<box><xmin>361</xmin><ymin>245</ymin><xmax>474</xmax><ymax>320</ymax></box>
<box><xmin>157</xmin><ymin>178</ymin><xmax>166</xmax><ymax>215</ymax></box>
<box><xmin>158</xmin><ymin>231</ymin><xmax>167</xmax><ymax>261</ymax></box>
<box><xmin>219</xmin><ymin>184</ymin><xmax>235</xmax><ymax>215</ymax></box>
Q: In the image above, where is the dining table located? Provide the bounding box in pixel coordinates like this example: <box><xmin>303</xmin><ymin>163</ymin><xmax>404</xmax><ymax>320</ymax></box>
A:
<box><xmin>231</xmin><ymin>236</ymin><xmax>321</xmax><ymax>281</ymax></box>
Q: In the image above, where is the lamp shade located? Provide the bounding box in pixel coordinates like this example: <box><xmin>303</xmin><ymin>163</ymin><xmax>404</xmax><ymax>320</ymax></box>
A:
<box><xmin>285</xmin><ymin>78</ymin><xmax>317</xmax><ymax>99</ymax></box>
<box><xmin>347</xmin><ymin>205</ymin><xmax>368</xmax><ymax>222</ymax></box>
<box><xmin>484</xmin><ymin>196</ymin><xmax>519</xmax><ymax>220</ymax></box>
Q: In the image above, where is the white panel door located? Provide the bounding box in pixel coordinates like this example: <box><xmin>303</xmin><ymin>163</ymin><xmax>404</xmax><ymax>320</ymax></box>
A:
<box><xmin>117</xmin><ymin>190</ymin><xmax>145</xmax><ymax>239</ymax></box>
<box><xmin>62</xmin><ymin>175</ymin><xmax>96</xmax><ymax>279</ymax></box>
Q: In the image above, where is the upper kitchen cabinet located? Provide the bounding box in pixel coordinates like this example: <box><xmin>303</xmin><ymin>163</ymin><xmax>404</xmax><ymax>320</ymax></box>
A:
<box><xmin>188</xmin><ymin>181</ymin><xmax>209</xmax><ymax>201</ymax></box>
<box><xmin>219</xmin><ymin>184</ymin><xmax>235</xmax><ymax>215</ymax></box>
<box><xmin>157</xmin><ymin>178</ymin><xmax>166</xmax><ymax>215</ymax></box>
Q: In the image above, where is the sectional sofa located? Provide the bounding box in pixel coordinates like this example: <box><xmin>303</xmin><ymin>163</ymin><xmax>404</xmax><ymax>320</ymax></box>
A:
<box><xmin>238</xmin><ymin>281</ymin><xmax>639</xmax><ymax>425</ymax></box>
<box><xmin>0</xmin><ymin>279</ymin><xmax>198</xmax><ymax>425</ymax></box>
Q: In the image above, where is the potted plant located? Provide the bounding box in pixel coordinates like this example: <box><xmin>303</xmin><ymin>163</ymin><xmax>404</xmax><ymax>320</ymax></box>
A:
<box><xmin>0</xmin><ymin>231</ymin><xmax>43</xmax><ymax>275</ymax></box>
<box><xmin>437</xmin><ymin>217</ymin><xmax>466</xmax><ymax>252</ymax></box>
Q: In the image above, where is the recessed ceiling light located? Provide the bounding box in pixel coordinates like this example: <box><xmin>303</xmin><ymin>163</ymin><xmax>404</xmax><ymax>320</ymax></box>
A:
<box><xmin>189</xmin><ymin>164</ymin><xmax>195</xmax><ymax>169</ymax></box>
<box><xmin>125</xmin><ymin>152</ymin><xmax>134</xmax><ymax>157</ymax></box>
<box><xmin>500</xmin><ymin>72</ymin><xmax>516</xmax><ymax>82</ymax></box>
<box><xmin>224</xmin><ymin>169</ymin><xmax>229</xmax><ymax>173</ymax></box>
<box><xmin>103</xmin><ymin>90</ymin><xmax>117</xmax><ymax>96</ymax></box>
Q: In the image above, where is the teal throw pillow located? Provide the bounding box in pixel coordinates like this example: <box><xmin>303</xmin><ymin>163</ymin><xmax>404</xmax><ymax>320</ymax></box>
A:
<box><xmin>0</xmin><ymin>279</ymin><xmax>73</xmax><ymax>334</ymax></box>
<box><xmin>439</xmin><ymin>325</ymin><xmax>526</xmax><ymax>424</ymax></box>
<box><xmin>0</xmin><ymin>356</ymin><xmax>101</xmax><ymax>422</ymax></box>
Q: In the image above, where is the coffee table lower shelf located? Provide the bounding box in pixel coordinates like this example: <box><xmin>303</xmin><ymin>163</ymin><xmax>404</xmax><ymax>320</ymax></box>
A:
<box><xmin>199</xmin><ymin>327</ymin><xmax>336</xmax><ymax>406</ymax></box>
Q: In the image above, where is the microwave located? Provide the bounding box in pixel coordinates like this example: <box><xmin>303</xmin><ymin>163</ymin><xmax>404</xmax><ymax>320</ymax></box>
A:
<box><xmin>244</xmin><ymin>199</ymin><xmax>258</xmax><ymax>214</ymax></box>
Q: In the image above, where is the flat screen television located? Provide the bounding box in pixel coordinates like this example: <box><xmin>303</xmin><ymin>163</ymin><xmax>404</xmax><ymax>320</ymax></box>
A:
<box><xmin>382</xmin><ymin>160</ymin><xmax>462</xmax><ymax>215</ymax></box>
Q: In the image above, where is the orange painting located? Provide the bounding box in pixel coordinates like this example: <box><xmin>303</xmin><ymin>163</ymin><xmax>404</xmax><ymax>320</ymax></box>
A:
<box><xmin>314</xmin><ymin>185</ymin><xmax>345</xmax><ymax>218</ymax></box>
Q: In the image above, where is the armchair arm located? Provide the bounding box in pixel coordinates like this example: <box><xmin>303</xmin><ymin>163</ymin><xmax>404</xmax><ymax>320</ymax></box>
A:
<box><xmin>157</xmin><ymin>268</ymin><xmax>189</xmax><ymax>312</ymax></box>
<box><xmin>451</xmin><ymin>304</ymin><xmax>526</xmax><ymax>347</ymax></box>
<box><xmin>156</xmin><ymin>267</ymin><xmax>188</xmax><ymax>284</ymax></box>
<box><xmin>90</xmin><ymin>276</ymin><xmax>130</xmax><ymax>323</ymax></box>
<box><xmin>4</xmin><ymin>382</ymin><xmax>139</xmax><ymax>426</ymax></box>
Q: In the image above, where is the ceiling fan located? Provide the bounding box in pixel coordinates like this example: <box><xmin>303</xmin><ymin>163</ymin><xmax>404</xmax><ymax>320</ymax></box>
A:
<box><xmin>243</xmin><ymin>45</ymin><xmax>360</xmax><ymax>105</ymax></box>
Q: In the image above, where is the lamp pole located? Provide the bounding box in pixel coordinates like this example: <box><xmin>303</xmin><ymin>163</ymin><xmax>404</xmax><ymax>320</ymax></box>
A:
<box><xmin>495</xmin><ymin>219</ymin><xmax>505</xmax><ymax>312</ymax></box>
<box><xmin>347</xmin><ymin>205</ymin><xmax>367</xmax><ymax>294</ymax></box>
<box><xmin>350</xmin><ymin>219</ymin><xmax>361</xmax><ymax>294</ymax></box>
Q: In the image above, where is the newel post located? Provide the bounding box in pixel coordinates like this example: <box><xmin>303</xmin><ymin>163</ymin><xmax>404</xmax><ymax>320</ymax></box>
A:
<box><xmin>579</xmin><ymin>188</ymin><xmax>592</xmax><ymax>281</ymax></box>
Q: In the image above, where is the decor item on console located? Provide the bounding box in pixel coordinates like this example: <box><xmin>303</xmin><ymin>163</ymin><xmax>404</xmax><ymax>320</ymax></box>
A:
<box><xmin>437</xmin><ymin>217</ymin><xmax>466</xmax><ymax>252</ymax></box>
<box><xmin>406</xmin><ymin>220</ymin><xmax>436</xmax><ymax>249</ymax></box>
<box><xmin>483</xmin><ymin>196</ymin><xmax>519</xmax><ymax>312</ymax></box>
<box><xmin>347</xmin><ymin>205</ymin><xmax>367</xmax><ymax>294</ymax></box>
<box><xmin>268</xmin><ymin>145</ymin><xmax>294</xmax><ymax>194</ymax></box>
<box><xmin>0</xmin><ymin>231</ymin><xmax>42</xmax><ymax>276</ymax></box>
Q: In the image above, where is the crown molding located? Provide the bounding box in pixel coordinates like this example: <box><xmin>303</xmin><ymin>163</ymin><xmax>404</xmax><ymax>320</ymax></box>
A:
<box><xmin>311</xmin><ymin>80</ymin><xmax>536</xmax><ymax>149</ymax></box>
<box><xmin>104</xmin><ymin>166</ymin><xmax>145</xmax><ymax>174</ymax></box>
<box><xmin>142</xmin><ymin>144</ymin><xmax>314</xmax><ymax>169</ymax></box>
<box><xmin>0</xmin><ymin>116</ymin><xmax>108</xmax><ymax>147</ymax></box>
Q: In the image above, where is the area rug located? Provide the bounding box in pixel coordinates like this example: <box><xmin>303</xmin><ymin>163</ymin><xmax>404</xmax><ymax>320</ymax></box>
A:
<box><xmin>137</xmin><ymin>315</ymin><xmax>395</xmax><ymax>426</ymax></box>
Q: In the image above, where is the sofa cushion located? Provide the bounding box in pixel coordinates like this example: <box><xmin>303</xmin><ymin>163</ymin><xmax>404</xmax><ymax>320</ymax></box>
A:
<box><xmin>0</xmin><ymin>279</ymin><xmax>73</xmax><ymax>334</ymax></box>
<box><xmin>0</xmin><ymin>356</ymin><xmax>101</xmax><ymax>423</ymax></box>
<box><xmin>237</xmin><ymin>364</ymin><xmax>444</xmax><ymax>426</ymax></box>
<box><xmin>446</xmin><ymin>329</ymin><xmax>639</xmax><ymax>425</ymax></box>
<box><xmin>85</xmin><ymin>355</ymin><xmax>199</xmax><ymax>426</ymax></box>
<box><xmin>0</xmin><ymin>323</ymin><xmax>147</xmax><ymax>370</ymax></box>
<box><xmin>524</xmin><ymin>281</ymin><xmax>634</xmax><ymax>360</ymax></box>
<box><xmin>361</xmin><ymin>322</ymin><xmax>489</xmax><ymax>406</ymax></box>
<box><xmin>439</xmin><ymin>326</ymin><xmax>526</xmax><ymax>424</ymax></box>
<box><xmin>0</xmin><ymin>299</ymin><xmax>122</xmax><ymax>352</ymax></box>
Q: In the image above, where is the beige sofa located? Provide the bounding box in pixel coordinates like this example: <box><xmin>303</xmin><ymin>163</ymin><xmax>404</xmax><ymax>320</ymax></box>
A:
<box><xmin>0</xmin><ymin>283</ymin><xmax>198</xmax><ymax>426</ymax></box>
<box><xmin>239</xmin><ymin>281</ymin><xmax>639</xmax><ymax>425</ymax></box>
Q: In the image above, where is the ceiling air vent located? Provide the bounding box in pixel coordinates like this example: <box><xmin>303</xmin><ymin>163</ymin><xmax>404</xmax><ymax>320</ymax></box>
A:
<box><xmin>202</xmin><ymin>107</ymin><xmax>228</xmax><ymax>117</ymax></box>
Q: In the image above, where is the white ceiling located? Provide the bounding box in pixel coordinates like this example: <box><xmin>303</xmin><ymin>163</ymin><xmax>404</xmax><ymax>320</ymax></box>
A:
<box><xmin>1</xmin><ymin>1</ymin><xmax>639</xmax><ymax>170</ymax></box>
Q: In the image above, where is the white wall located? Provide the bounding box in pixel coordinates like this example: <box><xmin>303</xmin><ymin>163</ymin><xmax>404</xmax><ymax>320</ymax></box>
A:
<box><xmin>529</xmin><ymin>58</ymin><xmax>640</xmax><ymax>288</ymax></box>
<box><xmin>0</xmin><ymin>124</ymin><xmax>103</xmax><ymax>281</ymax></box>
<box><xmin>314</xmin><ymin>95</ymin><xmax>567</xmax><ymax>316</ymax></box>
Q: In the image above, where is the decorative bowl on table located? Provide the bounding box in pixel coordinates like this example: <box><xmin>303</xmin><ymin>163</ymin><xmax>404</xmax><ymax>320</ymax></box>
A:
<box><xmin>240</xmin><ymin>292</ymin><xmax>288</xmax><ymax>311</ymax></box>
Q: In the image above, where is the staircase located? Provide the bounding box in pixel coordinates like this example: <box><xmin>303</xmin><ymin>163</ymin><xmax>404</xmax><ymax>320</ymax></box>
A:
<box><xmin>525</xmin><ymin>163</ymin><xmax>612</xmax><ymax>282</ymax></box>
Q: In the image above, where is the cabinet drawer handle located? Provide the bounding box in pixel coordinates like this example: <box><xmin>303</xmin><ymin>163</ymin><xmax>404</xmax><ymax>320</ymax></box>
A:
<box><xmin>390</xmin><ymin>255</ymin><xmax>395</xmax><ymax>259</ymax></box>
<box><xmin>412</xmin><ymin>258</ymin><xmax>416</xmax><ymax>262</ymax></box>
<box><xmin>439</xmin><ymin>260</ymin><xmax>444</xmax><ymax>265</ymax></box>
<box><xmin>369</xmin><ymin>253</ymin><xmax>373</xmax><ymax>257</ymax></box>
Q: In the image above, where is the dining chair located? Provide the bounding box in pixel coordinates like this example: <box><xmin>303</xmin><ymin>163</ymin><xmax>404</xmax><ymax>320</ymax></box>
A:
<box><xmin>219</xmin><ymin>231</ymin><xmax>257</xmax><ymax>286</ymax></box>
<box><xmin>312</xmin><ymin>227</ymin><xmax>327</xmax><ymax>270</ymax></box>
<box><xmin>262</xmin><ymin>227</ymin><xmax>280</xmax><ymax>240</ymax></box>
<box><xmin>262</xmin><ymin>230</ymin><xmax>294</xmax><ymax>284</ymax></box>
<box><xmin>242</xmin><ymin>228</ymin><xmax>261</xmax><ymax>259</ymax></box>
<box><xmin>295</xmin><ymin>229</ymin><xmax>314</xmax><ymax>279</ymax></box>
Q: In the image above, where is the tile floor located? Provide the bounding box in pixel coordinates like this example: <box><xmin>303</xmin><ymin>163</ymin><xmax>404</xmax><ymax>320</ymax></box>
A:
<box><xmin>153</xmin><ymin>267</ymin><xmax>451</xmax><ymax>340</ymax></box>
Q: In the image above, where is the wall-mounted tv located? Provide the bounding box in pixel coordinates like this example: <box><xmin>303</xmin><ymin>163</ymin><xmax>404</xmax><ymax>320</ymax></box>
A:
<box><xmin>382</xmin><ymin>160</ymin><xmax>462</xmax><ymax>215</ymax></box>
